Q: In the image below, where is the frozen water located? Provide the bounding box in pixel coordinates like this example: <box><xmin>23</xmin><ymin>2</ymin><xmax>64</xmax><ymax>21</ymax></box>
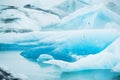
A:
<box><xmin>0</xmin><ymin>6</ymin><xmax>60</xmax><ymax>31</ymax></box>
<box><xmin>42</xmin><ymin>2</ymin><xmax>120</xmax><ymax>30</ymax></box>
<box><xmin>19</xmin><ymin>30</ymin><xmax>119</xmax><ymax>62</ymax></box>
<box><xmin>44</xmin><ymin>37</ymin><xmax>120</xmax><ymax>72</ymax></box>
<box><xmin>0</xmin><ymin>0</ymin><xmax>120</xmax><ymax>31</ymax></box>
<box><xmin>0</xmin><ymin>0</ymin><xmax>120</xmax><ymax>78</ymax></box>
<box><xmin>0</xmin><ymin>30</ymin><xmax>119</xmax><ymax>62</ymax></box>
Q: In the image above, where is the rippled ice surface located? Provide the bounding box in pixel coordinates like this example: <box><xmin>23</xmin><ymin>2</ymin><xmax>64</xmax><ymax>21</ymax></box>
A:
<box><xmin>0</xmin><ymin>51</ymin><xmax>120</xmax><ymax>80</ymax></box>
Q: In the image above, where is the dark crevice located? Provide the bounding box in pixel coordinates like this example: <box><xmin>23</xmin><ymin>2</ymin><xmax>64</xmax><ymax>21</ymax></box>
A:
<box><xmin>0</xmin><ymin>28</ymin><xmax>32</xmax><ymax>33</ymax></box>
<box><xmin>1</xmin><ymin>18</ymin><xmax>20</xmax><ymax>23</ymax></box>
<box><xmin>0</xmin><ymin>5</ymin><xmax>30</xmax><ymax>18</ymax></box>
<box><xmin>0</xmin><ymin>5</ymin><xmax>18</xmax><ymax>11</ymax></box>
<box><xmin>24</xmin><ymin>4</ymin><xmax>62</xmax><ymax>19</ymax></box>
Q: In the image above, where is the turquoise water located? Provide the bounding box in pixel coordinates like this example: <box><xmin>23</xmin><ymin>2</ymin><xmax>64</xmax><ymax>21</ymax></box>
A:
<box><xmin>61</xmin><ymin>70</ymin><xmax>120</xmax><ymax>80</ymax></box>
<box><xmin>0</xmin><ymin>51</ymin><xmax>120</xmax><ymax>80</ymax></box>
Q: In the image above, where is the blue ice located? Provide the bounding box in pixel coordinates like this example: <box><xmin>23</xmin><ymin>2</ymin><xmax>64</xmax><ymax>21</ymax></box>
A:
<box><xmin>20</xmin><ymin>30</ymin><xmax>119</xmax><ymax>62</ymax></box>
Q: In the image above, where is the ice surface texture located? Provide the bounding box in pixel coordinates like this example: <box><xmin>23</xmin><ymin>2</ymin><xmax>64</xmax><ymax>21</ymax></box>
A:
<box><xmin>19</xmin><ymin>30</ymin><xmax>119</xmax><ymax>62</ymax></box>
<box><xmin>0</xmin><ymin>0</ymin><xmax>120</xmax><ymax>72</ymax></box>
<box><xmin>44</xmin><ymin>37</ymin><xmax>120</xmax><ymax>72</ymax></box>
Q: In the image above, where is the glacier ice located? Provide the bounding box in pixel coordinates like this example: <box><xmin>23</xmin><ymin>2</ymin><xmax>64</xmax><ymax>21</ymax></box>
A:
<box><xmin>113</xmin><ymin>63</ymin><xmax>120</xmax><ymax>72</ymax></box>
<box><xmin>19</xmin><ymin>30</ymin><xmax>119</xmax><ymax>62</ymax></box>
<box><xmin>42</xmin><ymin>2</ymin><xmax>120</xmax><ymax>30</ymax></box>
<box><xmin>0</xmin><ymin>4</ymin><xmax>60</xmax><ymax>32</ymax></box>
<box><xmin>0</xmin><ymin>0</ymin><xmax>120</xmax><ymax>73</ymax></box>
<box><xmin>37</xmin><ymin>54</ymin><xmax>54</xmax><ymax>62</ymax></box>
<box><xmin>0</xmin><ymin>7</ymin><xmax>40</xmax><ymax>31</ymax></box>
<box><xmin>0</xmin><ymin>0</ymin><xmax>92</xmax><ymax>32</ymax></box>
<box><xmin>0</xmin><ymin>29</ymin><xmax>118</xmax><ymax>49</ymax></box>
<box><xmin>44</xmin><ymin>37</ymin><xmax>120</xmax><ymax>72</ymax></box>
<box><xmin>0</xmin><ymin>0</ymin><xmax>120</xmax><ymax>31</ymax></box>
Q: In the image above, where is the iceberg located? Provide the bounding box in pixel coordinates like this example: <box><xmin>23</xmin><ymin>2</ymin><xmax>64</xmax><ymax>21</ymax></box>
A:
<box><xmin>0</xmin><ymin>0</ymin><xmax>120</xmax><ymax>69</ymax></box>
<box><xmin>44</xmin><ymin>37</ymin><xmax>120</xmax><ymax>72</ymax></box>
<box><xmin>0</xmin><ymin>29</ymin><xmax>118</xmax><ymax>50</ymax></box>
<box><xmin>0</xmin><ymin>0</ymin><xmax>120</xmax><ymax>31</ymax></box>
<box><xmin>42</xmin><ymin>0</ymin><xmax>120</xmax><ymax>30</ymax></box>
<box><xmin>19</xmin><ymin>30</ymin><xmax>119</xmax><ymax>62</ymax></box>
<box><xmin>0</xmin><ymin>3</ymin><xmax>61</xmax><ymax>32</ymax></box>
<box><xmin>0</xmin><ymin>0</ymin><xmax>120</xmax><ymax>80</ymax></box>
<box><xmin>0</xmin><ymin>6</ymin><xmax>40</xmax><ymax>31</ymax></box>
